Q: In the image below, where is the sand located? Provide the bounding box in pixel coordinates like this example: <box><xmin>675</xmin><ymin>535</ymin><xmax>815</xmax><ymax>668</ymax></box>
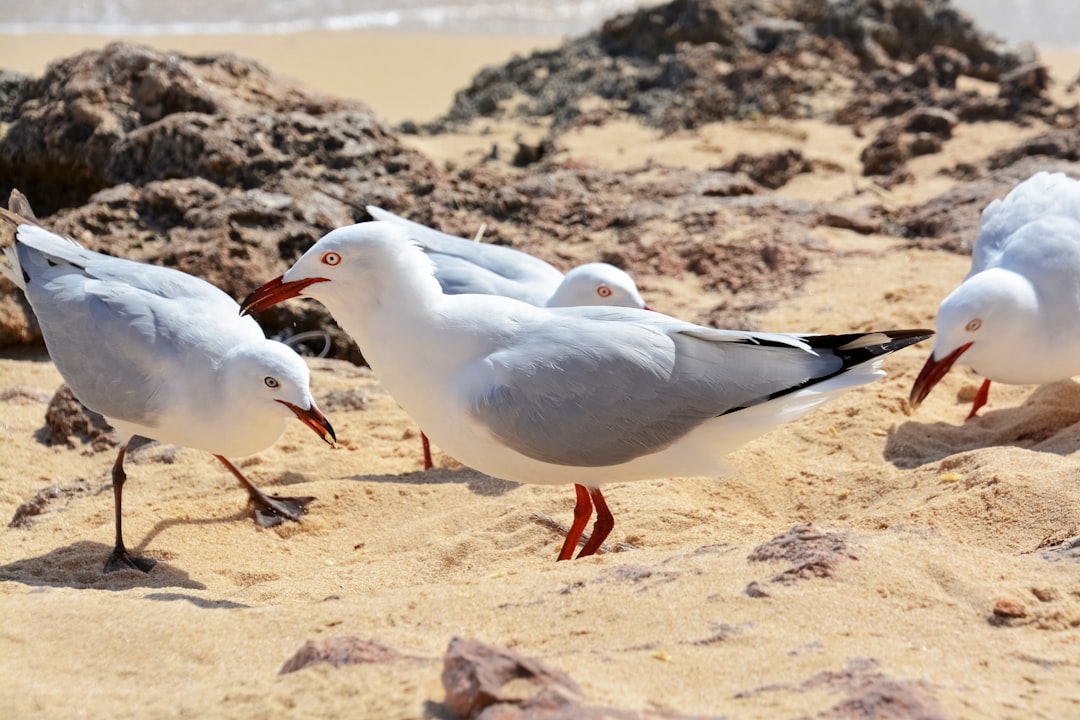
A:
<box><xmin>1</xmin><ymin>30</ymin><xmax>1079</xmax><ymax>720</ymax></box>
<box><xmin>0</xmin><ymin>31</ymin><xmax>561</xmax><ymax>125</ymax></box>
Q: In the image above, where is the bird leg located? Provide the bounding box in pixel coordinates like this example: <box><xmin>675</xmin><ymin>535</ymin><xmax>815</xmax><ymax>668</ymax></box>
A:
<box><xmin>421</xmin><ymin>430</ymin><xmax>434</xmax><ymax>471</ymax></box>
<box><xmin>966</xmin><ymin>379</ymin><xmax>992</xmax><ymax>420</ymax></box>
<box><xmin>557</xmin><ymin>484</ymin><xmax>595</xmax><ymax>561</ymax></box>
<box><xmin>103</xmin><ymin>444</ymin><xmax>158</xmax><ymax>574</ymax></box>
<box><xmin>215</xmin><ymin>455</ymin><xmax>315</xmax><ymax>528</ymax></box>
<box><xmin>576</xmin><ymin>487</ymin><xmax>615</xmax><ymax>559</ymax></box>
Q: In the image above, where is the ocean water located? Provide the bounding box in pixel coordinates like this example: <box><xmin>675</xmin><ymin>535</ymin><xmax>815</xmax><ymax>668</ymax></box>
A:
<box><xmin>0</xmin><ymin>0</ymin><xmax>646</xmax><ymax>37</ymax></box>
<box><xmin>0</xmin><ymin>0</ymin><xmax>1076</xmax><ymax>47</ymax></box>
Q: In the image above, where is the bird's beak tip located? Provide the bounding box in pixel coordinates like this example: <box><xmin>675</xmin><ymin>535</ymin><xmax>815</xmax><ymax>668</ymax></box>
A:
<box><xmin>241</xmin><ymin>275</ymin><xmax>327</xmax><ymax>315</ymax></box>
<box><xmin>280</xmin><ymin>400</ymin><xmax>337</xmax><ymax>448</ymax></box>
<box><xmin>908</xmin><ymin>342</ymin><xmax>971</xmax><ymax>412</ymax></box>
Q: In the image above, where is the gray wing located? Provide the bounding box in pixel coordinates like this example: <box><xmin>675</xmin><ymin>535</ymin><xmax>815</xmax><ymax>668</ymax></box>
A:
<box><xmin>16</xmin><ymin>225</ymin><xmax>259</xmax><ymax>424</ymax></box>
<box><xmin>367</xmin><ymin>205</ymin><xmax>564</xmax><ymax>304</ymax></box>
<box><xmin>972</xmin><ymin>172</ymin><xmax>1080</xmax><ymax>276</ymax></box>
<box><xmin>466</xmin><ymin>309</ymin><xmax>856</xmax><ymax>467</ymax></box>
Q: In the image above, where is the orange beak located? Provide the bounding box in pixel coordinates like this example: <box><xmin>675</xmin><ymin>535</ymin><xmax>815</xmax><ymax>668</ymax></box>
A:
<box><xmin>908</xmin><ymin>342</ymin><xmax>972</xmax><ymax>411</ymax></box>
<box><xmin>240</xmin><ymin>275</ymin><xmax>327</xmax><ymax>316</ymax></box>
<box><xmin>277</xmin><ymin>400</ymin><xmax>336</xmax><ymax>447</ymax></box>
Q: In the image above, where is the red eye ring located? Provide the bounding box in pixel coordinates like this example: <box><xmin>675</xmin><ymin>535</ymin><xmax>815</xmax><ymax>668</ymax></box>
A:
<box><xmin>965</xmin><ymin>319</ymin><xmax>982</xmax><ymax>332</ymax></box>
<box><xmin>597</xmin><ymin>286</ymin><xmax>612</xmax><ymax>298</ymax></box>
<box><xmin>322</xmin><ymin>251</ymin><xmax>341</xmax><ymax>266</ymax></box>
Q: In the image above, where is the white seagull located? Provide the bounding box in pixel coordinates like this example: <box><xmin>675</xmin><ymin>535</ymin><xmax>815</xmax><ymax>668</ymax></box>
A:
<box><xmin>909</xmin><ymin>171</ymin><xmax>1080</xmax><ymax>418</ymax></box>
<box><xmin>366</xmin><ymin>205</ymin><xmax>648</xmax><ymax>309</ymax></box>
<box><xmin>1</xmin><ymin>194</ymin><xmax>336</xmax><ymax>573</ymax></box>
<box><xmin>368</xmin><ymin>205</ymin><xmax>650</xmax><ymax>468</ymax></box>
<box><xmin>241</xmin><ymin>221</ymin><xmax>931</xmax><ymax>561</ymax></box>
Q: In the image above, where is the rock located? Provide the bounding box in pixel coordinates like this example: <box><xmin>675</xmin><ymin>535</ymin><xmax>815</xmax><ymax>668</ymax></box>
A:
<box><xmin>44</xmin><ymin>385</ymin><xmax>118</xmax><ymax>452</ymax></box>
<box><xmin>441</xmin><ymin>637</ymin><xmax>584</xmax><ymax>719</ymax></box>
<box><xmin>988</xmin><ymin>127</ymin><xmax>1080</xmax><ymax>169</ymax></box>
<box><xmin>819</xmin><ymin>208</ymin><xmax>881</xmax><ymax>235</ymax></box>
<box><xmin>720</xmin><ymin>149</ymin><xmax>809</xmax><ymax>189</ymax></box>
<box><xmin>747</xmin><ymin>524</ymin><xmax>856</xmax><ymax>583</ymax></box>
<box><xmin>279</xmin><ymin>637</ymin><xmax>401</xmax><ymax>674</ymax></box>
<box><xmin>424</xmin><ymin>0</ymin><xmax>1031</xmax><ymax>135</ymax></box>
<box><xmin>8</xmin><ymin>478</ymin><xmax>94</xmax><ymax>529</ymax></box>
<box><xmin>991</xmin><ymin>598</ymin><xmax>1027</xmax><ymax>619</ymax></box>
<box><xmin>904</xmin><ymin>107</ymin><xmax>958</xmax><ymax>138</ymax></box>
<box><xmin>860</xmin><ymin>107</ymin><xmax>959</xmax><ymax>178</ymax></box>
<box><xmin>895</xmin><ymin>157</ymin><xmax>1080</xmax><ymax>254</ymax></box>
<box><xmin>860</xmin><ymin>123</ymin><xmax>909</xmax><ymax>177</ymax></box>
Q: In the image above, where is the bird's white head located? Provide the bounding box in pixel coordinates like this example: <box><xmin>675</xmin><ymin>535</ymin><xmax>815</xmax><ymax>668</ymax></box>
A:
<box><xmin>223</xmin><ymin>340</ymin><xmax>336</xmax><ymax>451</ymax></box>
<box><xmin>909</xmin><ymin>268</ymin><xmax>1036</xmax><ymax>408</ymax></box>
<box><xmin>548</xmin><ymin>263</ymin><xmax>649</xmax><ymax>309</ymax></box>
<box><xmin>240</xmin><ymin>222</ymin><xmax>436</xmax><ymax>316</ymax></box>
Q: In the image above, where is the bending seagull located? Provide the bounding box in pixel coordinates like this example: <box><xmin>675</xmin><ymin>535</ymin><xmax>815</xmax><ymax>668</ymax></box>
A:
<box><xmin>242</xmin><ymin>221</ymin><xmax>931</xmax><ymax>561</ymax></box>
<box><xmin>1</xmin><ymin>194</ymin><xmax>336</xmax><ymax>573</ymax></box>
<box><xmin>909</xmin><ymin>171</ymin><xmax>1080</xmax><ymax>418</ymax></box>
<box><xmin>368</xmin><ymin>205</ymin><xmax>649</xmax><ymax>468</ymax></box>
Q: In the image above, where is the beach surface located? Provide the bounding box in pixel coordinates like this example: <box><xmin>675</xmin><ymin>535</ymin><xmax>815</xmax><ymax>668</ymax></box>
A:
<box><xmin>1</xmin><ymin>24</ymin><xmax>1079</xmax><ymax>720</ymax></box>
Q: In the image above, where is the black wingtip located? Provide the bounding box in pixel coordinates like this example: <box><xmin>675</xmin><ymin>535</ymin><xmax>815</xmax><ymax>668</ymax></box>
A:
<box><xmin>803</xmin><ymin>329</ymin><xmax>933</xmax><ymax>364</ymax></box>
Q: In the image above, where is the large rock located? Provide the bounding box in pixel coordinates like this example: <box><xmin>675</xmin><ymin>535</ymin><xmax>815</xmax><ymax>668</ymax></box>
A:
<box><xmin>425</xmin><ymin>0</ymin><xmax>1041</xmax><ymax>135</ymax></box>
<box><xmin>0</xmin><ymin>42</ymin><xmax>443</xmax><ymax>363</ymax></box>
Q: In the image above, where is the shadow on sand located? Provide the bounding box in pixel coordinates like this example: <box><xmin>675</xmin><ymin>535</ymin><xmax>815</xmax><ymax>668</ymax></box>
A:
<box><xmin>886</xmin><ymin>380</ymin><xmax>1080</xmax><ymax>469</ymax></box>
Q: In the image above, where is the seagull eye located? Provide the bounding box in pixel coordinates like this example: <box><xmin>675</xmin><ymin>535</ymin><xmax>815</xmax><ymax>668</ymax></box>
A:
<box><xmin>264</xmin><ymin>376</ymin><xmax>280</xmax><ymax>389</ymax></box>
<box><xmin>965</xmin><ymin>319</ymin><xmax>982</xmax><ymax>332</ymax></box>
<box><xmin>596</xmin><ymin>286</ymin><xmax>612</xmax><ymax>298</ymax></box>
<box><xmin>321</xmin><ymin>251</ymin><xmax>341</xmax><ymax>266</ymax></box>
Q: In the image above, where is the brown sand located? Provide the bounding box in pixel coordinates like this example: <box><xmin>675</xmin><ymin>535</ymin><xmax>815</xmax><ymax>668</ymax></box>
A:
<box><xmin>1</xmin><ymin>31</ymin><xmax>1079</xmax><ymax>720</ymax></box>
<box><xmin>0</xmin><ymin>31</ymin><xmax>561</xmax><ymax>124</ymax></box>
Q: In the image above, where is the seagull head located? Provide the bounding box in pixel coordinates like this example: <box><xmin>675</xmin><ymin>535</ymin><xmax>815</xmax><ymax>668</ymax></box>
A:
<box><xmin>909</xmin><ymin>268</ymin><xmax>1036</xmax><ymax>410</ymax></box>
<box><xmin>227</xmin><ymin>340</ymin><xmax>336</xmax><ymax>449</ymax></box>
<box><xmin>548</xmin><ymin>263</ymin><xmax>650</xmax><ymax>310</ymax></box>
<box><xmin>240</xmin><ymin>222</ymin><xmax>434</xmax><ymax>316</ymax></box>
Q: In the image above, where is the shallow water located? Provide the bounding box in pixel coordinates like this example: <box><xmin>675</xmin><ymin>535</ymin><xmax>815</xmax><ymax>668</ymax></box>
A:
<box><xmin>0</xmin><ymin>0</ymin><xmax>1076</xmax><ymax>48</ymax></box>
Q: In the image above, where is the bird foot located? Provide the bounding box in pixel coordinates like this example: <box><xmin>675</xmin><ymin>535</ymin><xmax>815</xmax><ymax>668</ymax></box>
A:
<box><xmin>250</xmin><ymin>493</ymin><xmax>316</xmax><ymax>528</ymax></box>
<box><xmin>1053</xmin><ymin>535</ymin><xmax>1080</xmax><ymax>553</ymax></box>
<box><xmin>104</xmin><ymin>548</ymin><xmax>157</xmax><ymax>574</ymax></box>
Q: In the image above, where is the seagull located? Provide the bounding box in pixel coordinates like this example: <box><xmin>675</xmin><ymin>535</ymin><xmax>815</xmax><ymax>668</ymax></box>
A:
<box><xmin>909</xmin><ymin>171</ymin><xmax>1080</xmax><ymax>419</ymax></box>
<box><xmin>1</xmin><ymin>193</ymin><xmax>337</xmax><ymax>573</ymax></box>
<box><xmin>366</xmin><ymin>206</ymin><xmax>648</xmax><ymax>309</ymax></box>
<box><xmin>241</xmin><ymin>221</ymin><xmax>931</xmax><ymax>561</ymax></box>
<box><xmin>368</xmin><ymin>205</ymin><xmax>650</xmax><ymax>468</ymax></box>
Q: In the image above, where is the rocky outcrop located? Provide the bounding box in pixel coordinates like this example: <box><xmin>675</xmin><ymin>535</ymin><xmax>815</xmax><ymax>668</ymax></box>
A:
<box><xmin>423</xmin><ymin>0</ymin><xmax>1050</xmax><ymax>135</ymax></box>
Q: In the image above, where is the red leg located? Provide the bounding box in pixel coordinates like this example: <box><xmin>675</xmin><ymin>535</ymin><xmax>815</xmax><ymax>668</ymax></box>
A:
<box><xmin>421</xmin><ymin>430</ymin><xmax>434</xmax><ymax>471</ymax></box>
<box><xmin>216</xmin><ymin>455</ymin><xmax>315</xmax><ymax>527</ymax></box>
<box><xmin>577</xmin><ymin>487</ymin><xmax>614</xmax><ymax>559</ymax></box>
<box><xmin>966</xmin><ymin>379</ymin><xmax>992</xmax><ymax>420</ymax></box>
<box><xmin>557</xmin><ymin>484</ymin><xmax>593</xmax><ymax>561</ymax></box>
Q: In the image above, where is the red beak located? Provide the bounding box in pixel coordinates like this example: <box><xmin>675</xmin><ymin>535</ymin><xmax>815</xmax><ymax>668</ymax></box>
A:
<box><xmin>240</xmin><ymin>275</ymin><xmax>327</xmax><ymax>316</ymax></box>
<box><xmin>277</xmin><ymin>400</ymin><xmax>336</xmax><ymax>447</ymax></box>
<box><xmin>908</xmin><ymin>342</ymin><xmax>972</xmax><ymax>411</ymax></box>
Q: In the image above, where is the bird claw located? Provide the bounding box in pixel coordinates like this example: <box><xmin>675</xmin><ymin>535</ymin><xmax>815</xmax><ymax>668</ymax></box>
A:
<box><xmin>251</xmin><ymin>493</ymin><xmax>316</xmax><ymax>527</ymax></box>
<box><xmin>104</xmin><ymin>548</ymin><xmax>158</xmax><ymax>574</ymax></box>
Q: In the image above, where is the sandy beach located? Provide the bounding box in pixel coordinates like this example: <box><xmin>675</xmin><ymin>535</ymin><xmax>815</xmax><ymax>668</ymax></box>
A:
<box><xmin>0</xmin><ymin>31</ymin><xmax>561</xmax><ymax>124</ymax></box>
<box><xmin>1</xmin><ymin>18</ymin><xmax>1079</xmax><ymax>720</ymax></box>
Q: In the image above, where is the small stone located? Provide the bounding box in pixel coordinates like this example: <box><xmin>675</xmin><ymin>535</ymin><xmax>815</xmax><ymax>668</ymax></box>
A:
<box><xmin>279</xmin><ymin>637</ymin><xmax>401</xmax><ymax>674</ymax></box>
<box><xmin>992</xmin><ymin>598</ymin><xmax>1027</xmax><ymax>619</ymax></box>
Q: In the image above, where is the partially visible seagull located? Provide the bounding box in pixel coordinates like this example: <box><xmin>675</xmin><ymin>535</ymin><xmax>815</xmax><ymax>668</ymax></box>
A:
<box><xmin>909</xmin><ymin>171</ymin><xmax>1080</xmax><ymax>418</ymax></box>
<box><xmin>1</xmin><ymin>192</ymin><xmax>336</xmax><ymax>573</ymax></box>
<box><xmin>366</xmin><ymin>206</ymin><xmax>648</xmax><ymax>309</ymax></box>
